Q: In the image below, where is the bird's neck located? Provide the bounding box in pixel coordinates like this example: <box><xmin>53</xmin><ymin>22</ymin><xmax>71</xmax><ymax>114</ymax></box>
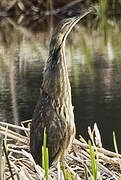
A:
<box><xmin>42</xmin><ymin>43</ymin><xmax>71</xmax><ymax>101</ymax></box>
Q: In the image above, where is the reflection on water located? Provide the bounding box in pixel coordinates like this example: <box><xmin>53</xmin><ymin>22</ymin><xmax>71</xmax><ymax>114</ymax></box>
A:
<box><xmin>0</xmin><ymin>15</ymin><xmax>121</xmax><ymax>151</ymax></box>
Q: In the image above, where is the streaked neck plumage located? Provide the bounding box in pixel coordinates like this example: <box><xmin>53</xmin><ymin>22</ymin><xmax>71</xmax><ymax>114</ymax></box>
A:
<box><xmin>42</xmin><ymin>10</ymin><xmax>92</xmax><ymax>99</ymax></box>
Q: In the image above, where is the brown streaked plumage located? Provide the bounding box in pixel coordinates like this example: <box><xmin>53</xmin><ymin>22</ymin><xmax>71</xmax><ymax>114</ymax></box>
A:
<box><xmin>30</xmin><ymin>9</ymin><xmax>92</xmax><ymax>166</ymax></box>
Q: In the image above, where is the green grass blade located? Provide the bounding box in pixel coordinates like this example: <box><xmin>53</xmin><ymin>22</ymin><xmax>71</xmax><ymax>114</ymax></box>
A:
<box><xmin>113</xmin><ymin>131</ymin><xmax>121</xmax><ymax>172</ymax></box>
<box><xmin>88</xmin><ymin>140</ymin><xmax>98</xmax><ymax>180</ymax></box>
<box><xmin>42</xmin><ymin>128</ymin><xmax>49</xmax><ymax>180</ymax></box>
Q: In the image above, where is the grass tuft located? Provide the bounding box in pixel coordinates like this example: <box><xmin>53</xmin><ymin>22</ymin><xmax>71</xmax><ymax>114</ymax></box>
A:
<box><xmin>88</xmin><ymin>140</ymin><xmax>98</xmax><ymax>180</ymax></box>
<box><xmin>42</xmin><ymin>128</ymin><xmax>49</xmax><ymax>180</ymax></box>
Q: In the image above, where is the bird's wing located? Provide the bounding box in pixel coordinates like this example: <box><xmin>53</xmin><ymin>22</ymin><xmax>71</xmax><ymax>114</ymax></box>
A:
<box><xmin>30</xmin><ymin>90</ymin><xmax>66</xmax><ymax>165</ymax></box>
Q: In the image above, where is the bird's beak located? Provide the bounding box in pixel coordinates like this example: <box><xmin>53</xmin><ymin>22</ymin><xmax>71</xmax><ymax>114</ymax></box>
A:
<box><xmin>64</xmin><ymin>8</ymin><xmax>94</xmax><ymax>39</ymax></box>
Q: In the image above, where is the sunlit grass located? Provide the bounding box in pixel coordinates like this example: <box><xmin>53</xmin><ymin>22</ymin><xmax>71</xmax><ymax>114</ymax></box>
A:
<box><xmin>42</xmin><ymin>128</ymin><xmax>49</xmax><ymax>180</ymax></box>
<box><xmin>88</xmin><ymin>140</ymin><xmax>98</xmax><ymax>180</ymax></box>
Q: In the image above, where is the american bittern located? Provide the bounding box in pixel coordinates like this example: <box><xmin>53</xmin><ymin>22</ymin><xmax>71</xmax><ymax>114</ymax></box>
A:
<box><xmin>30</xmin><ymin>9</ymin><xmax>92</xmax><ymax>166</ymax></box>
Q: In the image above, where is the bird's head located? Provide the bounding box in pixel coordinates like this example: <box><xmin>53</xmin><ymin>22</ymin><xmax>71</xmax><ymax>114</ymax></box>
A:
<box><xmin>49</xmin><ymin>16</ymin><xmax>81</xmax><ymax>52</ymax></box>
<box><xmin>49</xmin><ymin>8</ymin><xmax>94</xmax><ymax>53</ymax></box>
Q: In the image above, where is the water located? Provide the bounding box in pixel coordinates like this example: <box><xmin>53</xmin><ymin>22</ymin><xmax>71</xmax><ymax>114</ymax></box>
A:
<box><xmin>0</xmin><ymin>15</ymin><xmax>121</xmax><ymax>152</ymax></box>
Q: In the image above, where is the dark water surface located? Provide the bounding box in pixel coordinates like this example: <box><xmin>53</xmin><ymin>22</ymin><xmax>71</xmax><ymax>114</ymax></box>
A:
<box><xmin>0</xmin><ymin>16</ymin><xmax>121</xmax><ymax>152</ymax></box>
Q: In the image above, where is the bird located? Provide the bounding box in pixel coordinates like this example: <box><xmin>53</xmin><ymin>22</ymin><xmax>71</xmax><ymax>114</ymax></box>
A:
<box><xmin>30</xmin><ymin>9</ymin><xmax>93</xmax><ymax>166</ymax></box>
